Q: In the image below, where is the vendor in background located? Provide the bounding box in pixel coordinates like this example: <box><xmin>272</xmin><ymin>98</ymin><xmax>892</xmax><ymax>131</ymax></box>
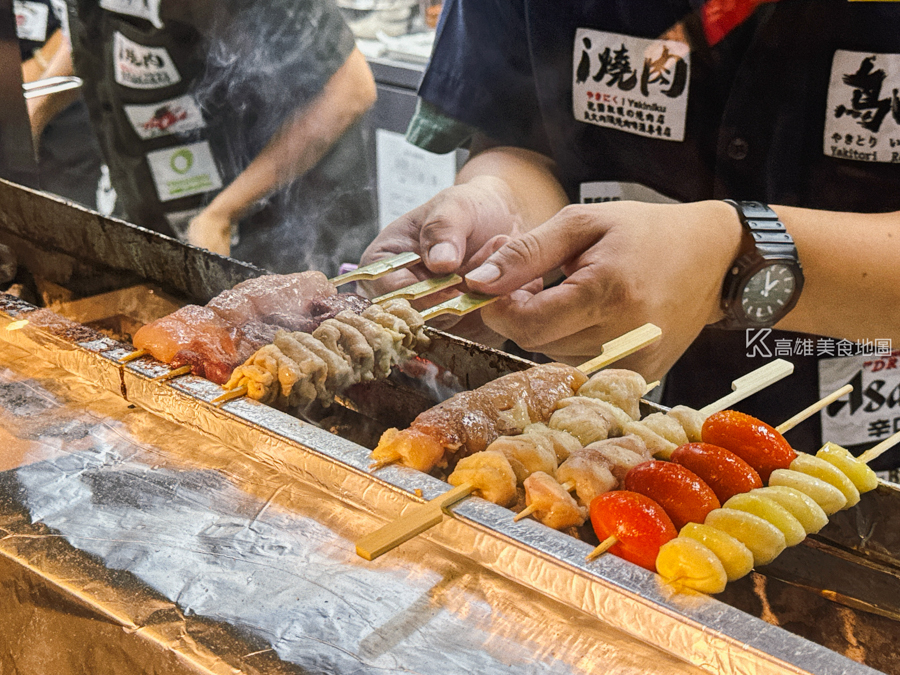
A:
<box><xmin>63</xmin><ymin>0</ymin><xmax>377</xmax><ymax>277</ymax></box>
<box><xmin>361</xmin><ymin>0</ymin><xmax>900</xmax><ymax>474</ymax></box>
<box><xmin>16</xmin><ymin>0</ymin><xmax>104</xmax><ymax>209</ymax></box>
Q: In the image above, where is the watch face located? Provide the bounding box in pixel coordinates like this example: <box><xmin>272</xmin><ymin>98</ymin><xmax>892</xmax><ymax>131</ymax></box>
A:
<box><xmin>741</xmin><ymin>263</ymin><xmax>796</xmax><ymax>323</ymax></box>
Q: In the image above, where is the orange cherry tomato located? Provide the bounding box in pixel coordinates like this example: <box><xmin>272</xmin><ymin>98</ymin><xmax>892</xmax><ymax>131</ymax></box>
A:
<box><xmin>670</xmin><ymin>442</ymin><xmax>763</xmax><ymax>503</ymax></box>
<box><xmin>589</xmin><ymin>491</ymin><xmax>677</xmax><ymax>572</ymax></box>
<box><xmin>624</xmin><ymin>461</ymin><xmax>720</xmax><ymax>530</ymax></box>
<box><xmin>701</xmin><ymin>410</ymin><xmax>797</xmax><ymax>483</ymax></box>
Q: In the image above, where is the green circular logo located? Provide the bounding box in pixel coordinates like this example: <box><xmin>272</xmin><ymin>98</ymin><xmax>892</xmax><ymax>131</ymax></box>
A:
<box><xmin>170</xmin><ymin>148</ymin><xmax>194</xmax><ymax>175</ymax></box>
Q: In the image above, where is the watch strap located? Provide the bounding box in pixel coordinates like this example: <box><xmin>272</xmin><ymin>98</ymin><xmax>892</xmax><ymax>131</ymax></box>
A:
<box><xmin>716</xmin><ymin>200</ymin><xmax>803</xmax><ymax>330</ymax></box>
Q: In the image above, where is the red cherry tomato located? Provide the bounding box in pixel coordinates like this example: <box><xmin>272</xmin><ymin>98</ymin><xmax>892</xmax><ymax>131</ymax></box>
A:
<box><xmin>670</xmin><ymin>442</ymin><xmax>763</xmax><ymax>503</ymax></box>
<box><xmin>589</xmin><ymin>491</ymin><xmax>676</xmax><ymax>572</ymax></box>
<box><xmin>624</xmin><ymin>461</ymin><xmax>720</xmax><ymax>530</ymax></box>
<box><xmin>701</xmin><ymin>410</ymin><xmax>797</xmax><ymax>483</ymax></box>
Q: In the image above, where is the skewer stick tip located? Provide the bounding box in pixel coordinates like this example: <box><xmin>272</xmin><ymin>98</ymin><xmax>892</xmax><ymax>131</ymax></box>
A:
<box><xmin>585</xmin><ymin>535</ymin><xmax>618</xmax><ymax>561</ymax></box>
<box><xmin>6</xmin><ymin>319</ymin><xmax>29</xmax><ymax>331</ymax></box>
<box><xmin>858</xmin><ymin>429</ymin><xmax>900</xmax><ymax>464</ymax></box>
<box><xmin>513</xmin><ymin>504</ymin><xmax>537</xmax><ymax>522</ymax></box>
<box><xmin>154</xmin><ymin>365</ymin><xmax>192</xmax><ymax>381</ymax></box>
<box><xmin>211</xmin><ymin>385</ymin><xmax>248</xmax><ymax>406</ymax></box>
<box><xmin>120</xmin><ymin>348</ymin><xmax>148</xmax><ymax>363</ymax></box>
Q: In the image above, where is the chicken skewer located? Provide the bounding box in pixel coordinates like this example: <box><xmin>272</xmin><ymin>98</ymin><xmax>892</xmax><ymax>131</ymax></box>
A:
<box><xmin>207</xmin><ymin>274</ymin><xmax>465</xmax><ymax>404</ymax></box>
<box><xmin>369</xmin><ymin>324</ymin><xmax>662</xmax><ymax>473</ymax></box>
<box><xmin>475</xmin><ymin>361</ymin><xmax>792</xmax><ymax>526</ymax></box>
<box><xmin>356</xmin><ymin>327</ymin><xmax>662</xmax><ymax>560</ymax></box>
<box><xmin>516</xmin><ymin>373</ymin><xmax>799</xmax><ymax>528</ymax></box>
<box><xmin>211</xmin><ymin>287</ymin><xmax>489</xmax><ymax>408</ymax></box>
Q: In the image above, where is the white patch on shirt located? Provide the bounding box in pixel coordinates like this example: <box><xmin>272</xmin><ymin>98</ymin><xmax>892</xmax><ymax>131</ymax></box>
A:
<box><xmin>49</xmin><ymin>0</ymin><xmax>69</xmax><ymax>40</ymax></box>
<box><xmin>572</xmin><ymin>28</ymin><xmax>690</xmax><ymax>142</ymax></box>
<box><xmin>146</xmin><ymin>142</ymin><xmax>222</xmax><ymax>202</ymax></box>
<box><xmin>113</xmin><ymin>31</ymin><xmax>180</xmax><ymax>90</ymax></box>
<box><xmin>100</xmin><ymin>0</ymin><xmax>162</xmax><ymax>28</ymax></box>
<box><xmin>579</xmin><ymin>181</ymin><xmax>679</xmax><ymax>205</ymax></box>
<box><xmin>819</xmin><ymin>350</ymin><xmax>900</xmax><ymax>448</ymax></box>
<box><xmin>14</xmin><ymin>1</ymin><xmax>49</xmax><ymax>42</ymax></box>
<box><xmin>824</xmin><ymin>50</ymin><xmax>900</xmax><ymax>164</ymax></box>
<box><xmin>124</xmin><ymin>95</ymin><xmax>205</xmax><ymax>140</ymax></box>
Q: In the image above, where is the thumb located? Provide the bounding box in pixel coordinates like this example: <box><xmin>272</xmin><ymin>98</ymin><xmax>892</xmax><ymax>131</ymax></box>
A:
<box><xmin>463</xmin><ymin>213</ymin><xmax>599</xmax><ymax>295</ymax></box>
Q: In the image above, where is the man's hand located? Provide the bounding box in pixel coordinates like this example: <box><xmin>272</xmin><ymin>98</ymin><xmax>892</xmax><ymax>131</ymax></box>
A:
<box><xmin>360</xmin><ymin>174</ymin><xmax>527</xmax><ymax>293</ymax></box>
<box><xmin>463</xmin><ymin>200</ymin><xmax>744</xmax><ymax>379</ymax></box>
<box><xmin>187</xmin><ymin>207</ymin><xmax>233</xmax><ymax>256</ymax></box>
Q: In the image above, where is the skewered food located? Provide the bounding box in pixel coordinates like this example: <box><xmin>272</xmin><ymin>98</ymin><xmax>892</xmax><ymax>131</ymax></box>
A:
<box><xmin>206</xmin><ymin>270</ymin><xmax>336</xmax><ymax>328</ymax></box>
<box><xmin>578</xmin><ymin>369</ymin><xmax>647</xmax><ymax>419</ymax></box>
<box><xmin>767</xmin><ymin>469</ymin><xmax>846</xmax><ymax>515</ymax></box>
<box><xmin>522</xmin><ymin>471</ymin><xmax>586</xmax><ymax>530</ymax></box>
<box><xmin>670</xmin><ymin>443</ymin><xmax>762</xmax><ymax>503</ymax></box>
<box><xmin>448</xmin><ymin>451</ymin><xmax>517</xmax><ymax>507</ymax></box>
<box><xmin>655</xmin><ymin>441</ymin><xmax>887</xmax><ymax>594</ymax></box>
<box><xmin>701</xmin><ymin>410</ymin><xmax>797</xmax><ymax>482</ymax></box>
<box><xmin>677</xmin><ymin>523</ymin><xmax>753</xmax><ymax>582</ymax></box>
<box><xmin>721</xmin><ymin>493</ymin><xmax>806</xmax><ymax>547</ymax></box>
<box><xmin>589</xmin><ymin>491</ymin><xmax>677</xmax><ymax>572</ymax></box>
<box><xmin>224</xmin><ymin>299</ymin><xmax>430</xmax><ymax>409</ymax></box>
<box><xmin>656</xmin><ymin>537</ymin><xmax>728</xmax><ymax>594</ymax></box>
<box><xmin>624</xmin><ymin>461</ymin><xmax>720</xmax><ymax>530</ymax></box>
<box><xmin>372</xmin><ymin>363</ymin><xmax>588</xmax><ymax>472</ymax></box>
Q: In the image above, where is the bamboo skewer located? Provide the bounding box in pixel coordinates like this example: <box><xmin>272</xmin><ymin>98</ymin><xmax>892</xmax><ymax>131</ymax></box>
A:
<box><xmin>329</xmin><ymin>251</ymin><xmax>421</xmax><ymax>286</ymax></box>
<box><xmin>859</xmin><ymin>430</ymin><xmax>900</xmax><ymax>464</ymax></box>
<box><xmin>775</xmin><ymin>384</ymin><xmax>853</xmax><ymax>434</ymax></box>
<box><xmin>356</xmin><ymin>482</ymin><xmax>475</xmax><ymax>561</ymax></box>
<box><xmin>513</xmin><ymin>481</ymin><xmax>576</xmax><ymax>522</ymax></box>
<box><xmin>153</xmin><ymin>365</ymin><xmax>192</xmax><ymax>381</ymax></box>
<box><xmin>585</xmin><ymin>535</ymin><xmax>618</xmax><ymax>561</ymax></box>
<box><xmin>419</xmin><ymin>292</ymin><xmax>498</xmax><ymax>321</ymax></box>
<box><xmin>699</xmin><ymin>359</ymin><xmax>794</xmax><ymax>416</ymax></box>
<box><xmin>5</xmin><ymin>320</ymin><xmax>29</xmax><ymax>331</ymax></box>
<box><xmin>577</xmin><ymin>324</ymin><xmax>662</xmax><ymax>375</ymax></box>
<box><xmin>373</xmin><ymin>274</ymin><xmax>462</xmax><ymax>303</ymax></box>
<box><xmin>120</xmin><ymin>348</ymin><xmax>148</xmax><ymax>362</ymax></box>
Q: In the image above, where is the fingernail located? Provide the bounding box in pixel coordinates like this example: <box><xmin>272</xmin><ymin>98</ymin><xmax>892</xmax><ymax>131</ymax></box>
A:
<box><xmin>465</xmin><ymin>263</ymin><xmax>501</xmax><ymax>285</ymax></box>
<box><xmin>428</xmin><ymin>242</ymin><xmax>458</xmax><ymax>266</ymax></box>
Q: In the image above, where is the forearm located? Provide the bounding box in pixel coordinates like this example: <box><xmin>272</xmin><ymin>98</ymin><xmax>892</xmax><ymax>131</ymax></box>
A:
<box><xmin>775</xmin><ymin>206</ymin><xmax>900</xmax><ymax>343</ymax></box>
<box><xmin>25</xmin><ymin>32</ymin><xmax>79</xmax><ymax>143</ymax></box>
<box><xmin>203</xmin><ymin>47</ymin><xmax>376</xmax><ymax>222</ymax></box>
<box><xmin>456</xmin><ymin>144</ymin><xmax>570</xmax><ymax>232</ymax></box>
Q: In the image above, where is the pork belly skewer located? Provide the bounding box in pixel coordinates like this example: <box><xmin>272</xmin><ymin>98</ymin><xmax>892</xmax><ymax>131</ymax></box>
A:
<box><xmin>370</xmin><ymin>324</ymin><xmax>662</xmax><ymax>473</ymax></box>
<box><xmin>124</xmin><ymin>252</ymin><xmax>422</xmax><ymax>373</ymax></box>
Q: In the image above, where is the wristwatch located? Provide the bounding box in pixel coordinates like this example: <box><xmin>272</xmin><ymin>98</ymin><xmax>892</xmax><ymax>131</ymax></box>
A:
<box><xmin>715</xmin><ymin>200</ymin><xmax>804</xmax><ymax>330</ymax></box>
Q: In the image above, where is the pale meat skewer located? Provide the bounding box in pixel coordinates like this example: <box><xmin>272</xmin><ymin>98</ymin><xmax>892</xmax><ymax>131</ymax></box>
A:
<box><xmin>208</xmin><ymin>274</ymin><xmax>467</xmax><ymax>404</ymax></box>
<box><xmin>369</xmin><ymin>324</ymin><xmax>662</xmax><ymax>472</ymax></box>
<box><xmin>468</xmin><ymin>361</ymin><xmax>792</xmax><ymax>528</ymax></box>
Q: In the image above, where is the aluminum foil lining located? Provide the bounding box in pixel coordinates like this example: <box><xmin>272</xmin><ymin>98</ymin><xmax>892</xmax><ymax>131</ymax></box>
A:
<box><xmin>0</xmin><ymin>295</ymin><xmax>894</xmax><ymax>674</ymax></box>
<box><xmin>0</xmin><ymin>342</ymin><xmax>703</xmax><ymax>675</ymax></box>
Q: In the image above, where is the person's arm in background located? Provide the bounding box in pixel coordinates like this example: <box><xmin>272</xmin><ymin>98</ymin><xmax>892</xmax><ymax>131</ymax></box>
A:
<box><xmin>22</xmin><ymin>29</ymin><xmax>80</xmax><ymax>149</ymax></box>
<box><xmin>186</xmin><ymin>47</ymin><xmax>376</xmax><ymax>255</ymax></box>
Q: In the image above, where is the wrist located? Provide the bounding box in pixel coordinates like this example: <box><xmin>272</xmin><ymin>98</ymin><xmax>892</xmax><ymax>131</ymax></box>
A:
<box><xmin>704</xmin><ymin>199</ymin><xmax>746</xmax><ymax>324</ymax></box>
